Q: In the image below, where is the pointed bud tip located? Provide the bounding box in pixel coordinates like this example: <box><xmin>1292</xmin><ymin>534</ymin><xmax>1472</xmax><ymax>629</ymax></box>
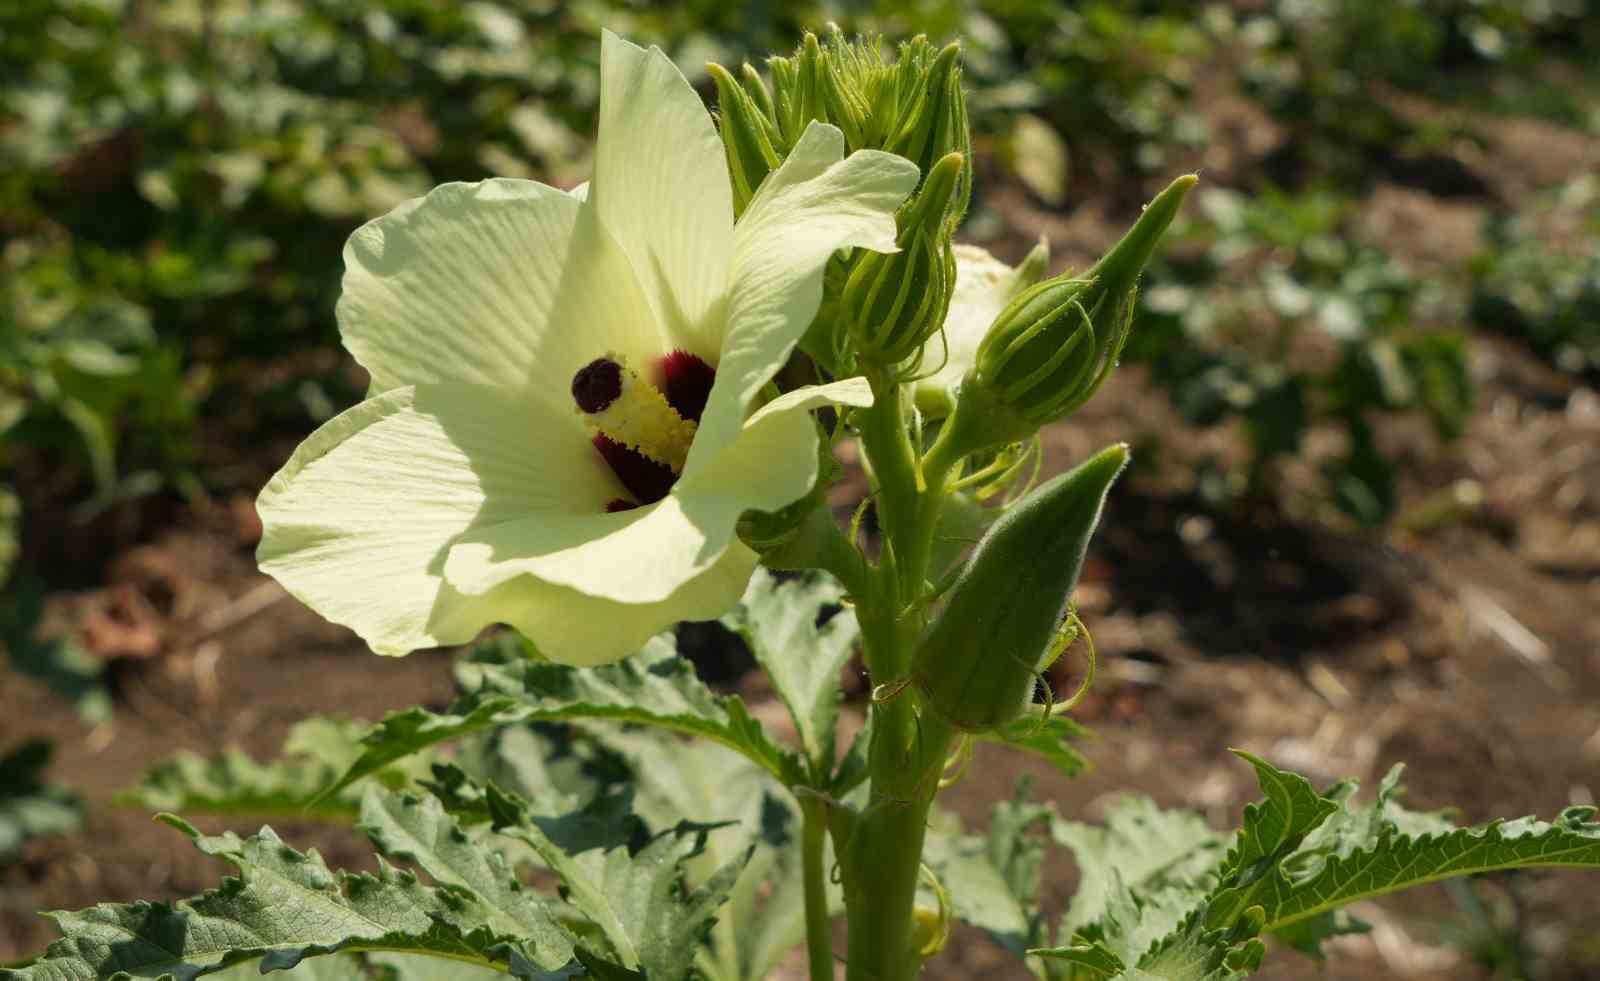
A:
<box><xmin>1082</xmin><ymin>442</ymin><xmax>1132</xmax><ymax>486</ymax></box>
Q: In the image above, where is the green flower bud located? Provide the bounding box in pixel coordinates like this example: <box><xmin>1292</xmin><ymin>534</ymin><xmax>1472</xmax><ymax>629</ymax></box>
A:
<box><xmin>762</xmin><ymin>31</ymin><xmax>972</xmax><ymax>207</ymax></box>
<box><xmin>841</xmin><ymin>151</ymin><xmax>963</xmax><ymax>367</ymax></box>
<box><xmin>977</xmin><ymin>174</ymin><xmax>1195</xmax><ymax>424</ymax></box>
<box><xmin>767</xmin><ymin>33</ymin><xmax>828</xmax><ymax>148</ymax></box>
<box><xmin>933</xmin><ymin>175</ymin><xmax>1196</xmax><ymax>457</ymax></box>
<box><xmin>911</xmin><ymin>443</ymin><xmax>1128</xmax><ymax>733</ymax></box>
<box><xmin>883</xmin><ymin>40</ymin><xmax>972</xmax><ymax>220</ymax></box>
<box><xmin>708</xmin><ymin>62</ymin><xmax>783</xmax><ymax>217</ymax></box>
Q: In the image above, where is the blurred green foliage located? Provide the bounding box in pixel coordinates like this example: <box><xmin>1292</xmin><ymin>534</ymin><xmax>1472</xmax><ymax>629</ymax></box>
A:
<box><xmin>1471</xmin><ymin>176</ymin><xmax>1600</xmax><ymax>377</ymax></box>
<box><xmin>0</xmin><ymin>0</ymin><xmax>1595</xmax><ymax>568</ymax></box>
<box><xmin>1132</xmin><ymin>186</ymin><xmax>1473</xmax><ymax>524</ymax></box>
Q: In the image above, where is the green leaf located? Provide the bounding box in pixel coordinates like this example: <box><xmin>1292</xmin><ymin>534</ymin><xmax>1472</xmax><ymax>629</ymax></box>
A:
<box><xmin>1216</xmin><ymin>751</ymin><xmax>1340</xmax><ymax>880</ymax></box>
<box><xmin>721</xmin><ymin>569</ymin><xmax>858</xmax><ymax>780</ymax></box>
<box><xmin>586</xmin><ymin>728</ymin><xmax>822</xmax><ymax>981</ymax></box>
<box><xmin>1232</xmin><ymin>785</ymin><xmax>1600</xmax><ymax>939</ymax></box>
<box><xmin>927</xmin><ymin>783</ymin><xmax>1055</xmax><ymax>957</ymax></box>
<box><xmin>356</xmin><ymin>788</ymin><xmax>573</xmax><ymax>957</ymax></box>
<box><xmin>0</xmin><ymin>816</ymin><xmax>577</xmax><ymax>980</ymax></box>
<box><xmin>986</xmin><ymin>713</ymin><xmax>1092</xmax><ymax>781</ymax></box>
<box><xmin>486</xmin><ymin>783</ymin><xmax>751</xmax><ymax>981</ymax></box>
<box><xmin>0</xmin><ymin>487</ymin><xmax>19</xmax><ymax>587</ymax></box>
<box><xmin>206</xmin><ymin>954</ymin><xmax>368</xmax><ymax>980</ymax></box>
<box><xmin>1030</xmin><ymin>940</ymin><xmax>1123</xmax><ymax>977</ymax></box>
<box><xmin>1054</xmin><ymin>796</ymin><xmax>1225</xmax><ymax>937</ymax></box>
<box><xmin>324</xmin><ymin>633</ymin><xmax>802</xmax><ymax>801</ymax></box>
<box><xmin>367</xmin><ymin>952</ymin><xmax>517</xmax><ymax>981</ymax></box>
<box><xmin>0</xmin><ymin>740</ymin><xmax>82</xmax><ymax>861</ymax></box>
<box><xmin>122</xmin><ymin>717</ymin><xmax>426</xmax><ymax>821</ymax></box>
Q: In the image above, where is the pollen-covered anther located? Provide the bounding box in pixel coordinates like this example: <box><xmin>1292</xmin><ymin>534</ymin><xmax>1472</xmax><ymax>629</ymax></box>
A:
<box><xmin>571</xmin><ymin>353</ymin><xmax>697</xmax><ymax>472</ymax></box>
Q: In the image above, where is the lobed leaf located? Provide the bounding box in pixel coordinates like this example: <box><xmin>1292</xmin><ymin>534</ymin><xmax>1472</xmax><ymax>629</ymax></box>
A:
<box><xmin>323</xmin><ymin>633</ymin><xmax>802</xmax><ymax>802</ymax></box>
<box><xmin>356</xmin><ymin>788</ymin><xmax>572</xmax><ymax>953</ymax></box>
<box><xmin>721</xmin><ymin>570</ymin><xmax>858</xmax><ymax>781</ymax></box>
<box><xmin>484</xmin><ymin>782</ymin><xmax>751</xmax><ymax>981</ymax></box>
<box><xmin>926</xmin><ymin>784</ymin><xmax>1055</xmax><ymax>958</ymax></box>
<box><xmin>0</xmin><ymin>816</ymin><xmax>576</xmax><ymax>981</ymax></box>
<box><xmin>120</xmin><ymin>718</ymin><xmax>425</xmax><ymax>821</ymax></box>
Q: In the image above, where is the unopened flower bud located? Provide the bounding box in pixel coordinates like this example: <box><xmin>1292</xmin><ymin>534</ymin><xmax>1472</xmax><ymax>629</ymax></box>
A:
<box><xmin>884</xmin><ymin>40</ymin><xmax>972</xmax><ymax>219</ymax></box>
<box><xmin>767</xmin><ymin>33</ymin><xmax>828</xmax><ymax>149</ymax></box>
<box><xmin>911</xmin><ymin>444</ymin><xmax>1128</xmax><ymax>732</ymax></box>
<box><xmin>841</xmin><ymin>151</ymin><xmax>963</xmax><ymax>367</ymax></box>
<box><xmin>709</xmin><ymin>62</ymin><xmax>783</xmax><ymax>217</ymax></box>
<box><xmin>933</xmin><ymin>175</ymin><xmax>1196</xmax><ymax>456</ymax></box>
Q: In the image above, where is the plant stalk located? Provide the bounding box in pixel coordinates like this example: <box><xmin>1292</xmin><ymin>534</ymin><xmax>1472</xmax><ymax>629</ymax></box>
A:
<box><xmin>836</xmin><ymin>366</ymin><xmax>960</xmax><ymax>980</ymax></box>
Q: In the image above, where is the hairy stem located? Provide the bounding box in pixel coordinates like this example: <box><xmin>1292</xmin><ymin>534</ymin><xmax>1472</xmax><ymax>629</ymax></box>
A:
<box><xmin>836</xmin><ymin>367</ymin><xmax>960</xmax><ymax>980</ymax></box>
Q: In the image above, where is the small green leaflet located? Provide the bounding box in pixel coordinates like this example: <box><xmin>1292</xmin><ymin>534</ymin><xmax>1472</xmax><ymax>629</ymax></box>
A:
<box><xmin>986</xmin><ymin>712</ymin><xmax>1091</xmax><ymax>781</ymax></box>
<box><xmin>1216</xmin><ymin>751</ymin><xmax>1339</xmax><ymax>879</ymax></box>
<box><xmin>485</xmin><ymin>782</ymin><xmax>751</xmax><ymax>981</ymax></box>
<box><xmin>0</xmin><ymin>816</ymin><xmax>576</xmax><ymax>981</ymax></box>
<box><xmin>1213</xmin><ymin>770</ymin><xmax>1600</xmax><ymax>938</ymax></box>
<box><xmin>322</xmin><ymin>632</ymin><xmax>802</xmax><ymax>801</ymax></box>
<box><xmin>721</xmin><ymin>570</ymin><xmax>858</xmax><ymax>781</ymax></box>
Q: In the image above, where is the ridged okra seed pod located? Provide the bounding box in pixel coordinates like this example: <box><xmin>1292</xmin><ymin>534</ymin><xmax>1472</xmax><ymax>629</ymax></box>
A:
<box><xmin>949</xmin><ymin>174</ymin><xmax>1197</xmax><ymax>450</ymax></box>
<box><xmin>911</xmin><ymin>443</ymin><xmax>1129</xmax><ymax>732</ymax></box>
<box><xmin>709</xmin><ymin>62</ymin><xmax>783</xmax><ymax>217</ymax></box>
<box><xmin>840</xmin><ymin>151</ymin><xmax>963</xmax><ymax>367</ymax></box>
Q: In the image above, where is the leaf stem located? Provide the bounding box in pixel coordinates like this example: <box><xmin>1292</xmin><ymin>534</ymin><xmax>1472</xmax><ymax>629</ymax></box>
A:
<box><xmin>800</xmin><ymin>794</ymin><xmax>835</xmax><ymax>981</ymax></box>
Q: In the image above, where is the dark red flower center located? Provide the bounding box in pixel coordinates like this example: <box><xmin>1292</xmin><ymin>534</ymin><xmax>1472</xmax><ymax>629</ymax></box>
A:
<box><xmin>571</xmin><ymin>357</ymin><xmax>623</xmax><ymax>413</ymax></box>
<box><xmin>659</xmin><ymin>350</ymin><xmax>716</xmax><ymax>423</ymax></box>
<box><xmin>572</xmin><ymin>350</ymin><xmax>717</xmax><ymax>512</ymax></box>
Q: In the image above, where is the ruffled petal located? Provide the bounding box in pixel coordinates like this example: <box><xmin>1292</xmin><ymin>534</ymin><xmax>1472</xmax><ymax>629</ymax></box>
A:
<box><xmin>591</xmin><ymin>31</ymin><xmax>734</xmax><ymax>361</ymax></box>
<box><xmin>444</xmin><ymin>379</ymin><xmax>872</xmax><ymax>607</ymax></box>
<box><xmin>256</xmin><ymin>386</ymin><xmax>614</xmax><ymax>656</ymax></box>
<box><xmin>685</xmin><ymin>123</ymin><xmax>919</xmax><ymax>476</ymax></box>
<box><xmin>338</xmin><ymin>178</ymin><xmax>660</xmax><ymax>424</ymax></box>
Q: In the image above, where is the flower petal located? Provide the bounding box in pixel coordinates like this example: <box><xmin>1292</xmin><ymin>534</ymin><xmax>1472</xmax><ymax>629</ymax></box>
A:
<box><xmin>480</xmin><ymin>543</ymin><xmax>757</xmax><ymax>666</ymax></box>
<box><xmin>444</xmin><ymin>379</ymin><xmax>871</xmax><ymax>607</ymax></box>
<box><xmin>338</xmin><ymin>178</ymin><xmax>659</xmax><ymax>423</ymax></box>
<box><xmin>256</xmin><ymin>386</ymin><xmax>614</xmax><ymax>656</ymax></box>
<box><xmin>675</xmin><ymin>378</ymin><xmax>875</xmax><ymax>507</ymax></box>
<box><xmin>685</xmin><ymin>123</ymin><xmax>919</xmax><ymax>477</ymax></box>
<box><xmin>591</xmin><ymin>31</ymin><xmax>734</xmax><ymax>361</ymax></box>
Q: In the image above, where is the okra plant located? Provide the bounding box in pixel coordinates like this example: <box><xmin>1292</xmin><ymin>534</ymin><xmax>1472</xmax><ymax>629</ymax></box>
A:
<box><xmin>10</xmin><ymin>29</ymin><xmax>1599</xmax><ymax>981</ymax></box>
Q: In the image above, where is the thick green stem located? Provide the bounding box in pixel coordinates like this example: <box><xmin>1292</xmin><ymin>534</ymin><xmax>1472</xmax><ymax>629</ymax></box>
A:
<box><xmin>841</xmin><ymin>612</ymin><xmax>953</xmax><ymax>980</ymax></box>
<box><xmin>800</xmin><ymin>795</ymin><xmax>834</xmax><ymax>981</ymax></box>
<box><xmin>839</xmin><ymin>367</ymin><xmax>963</xmax><ymax>981</ymax></box>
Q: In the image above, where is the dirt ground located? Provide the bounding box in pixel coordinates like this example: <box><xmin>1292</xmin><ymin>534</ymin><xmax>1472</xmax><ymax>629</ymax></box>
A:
<box><xmin>4</xmin><ymin>66</ymin><xmax>1600</xmax><ymax>981</ymax></box>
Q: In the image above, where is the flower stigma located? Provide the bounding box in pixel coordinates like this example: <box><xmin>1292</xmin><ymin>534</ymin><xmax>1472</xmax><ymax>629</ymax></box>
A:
<box><xmin>572</xmin><ymin>352</ymin><xmax>715</xmax><ymax>510</ymax></box>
